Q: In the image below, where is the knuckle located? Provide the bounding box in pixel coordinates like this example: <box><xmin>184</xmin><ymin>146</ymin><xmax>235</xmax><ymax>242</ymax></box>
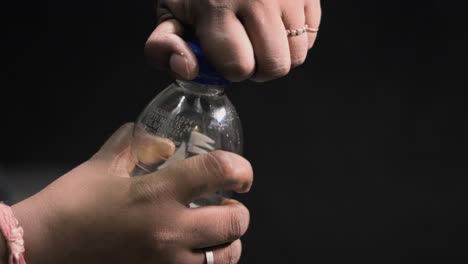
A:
<box><xmin>129</xmin><ymin>176</ymin><xmax>171</xmax><ymax>205</ymax></box>
<box><xmin>221</xmin><ymin>61</ymin><xmax>254</xmax><ymax>81</ymax></box>
<box><xmin>204</xmin><ymin>151</ymin><xmax>234</xmax><ymax>182</ymax></box>
<box><xmin>144</xmin><ymin>33</ymin><xmax>179</xmax><ymax>69</ymax></box>
<box><xmin>153</xmin><ymin>32</ymin><xmax>178</xmax><ymax>45</ymax></box>
<box><xmin>202</xmin><ymin>0</ymin><xmax>233</xmax><ymax>15</ymax></box>
<box><xmin>151</xmin><ymin>229</ymin><xmax>180</xmax><ymax>254</ymax></box>
<box><xmin>291</xmin><ymin>54</ymin><xmax>307</xmax><ymax>68</ymax></box>
<box><xmin>236</xmin><ymin>204</ymin><xmax>250</xmax><ymax>234</ymax></box>
<box><xmin>268</xmin><ymin>63</ymin><xmax>291</xmax><ymax>78</ymax></box>
<box><xmin>145</xmin><ymin>32</ymin><xmax>176</xmax><ymax>52</ymax></box>
<box><xmin>225</xmin><ymin>210</ymin><xmax>242</xmax><ymax>241</ymax></box>
<box><xmin>226</xmin><ymin>205</ymin><xmax>249</xmax><ymax>241</ymax></box>
<box><xmin>149</xmin><ymin>215</ymin><xmax>187</xmax><ymax>254</ymax></box>
<box><xmin>255</xmin><ymin>59</ymin><xmax>291</xmax><ymax>82</ymax></box>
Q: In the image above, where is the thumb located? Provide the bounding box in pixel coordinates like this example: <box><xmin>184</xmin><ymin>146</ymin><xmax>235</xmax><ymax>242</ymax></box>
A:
<box><xmin>145</xmin><ymin>19</ymin><xmax>198</xmax><ymax>80</ymax></box>
<box><xmin>93</xmin><ymin>123</ymin><xmax>134</xmax><ymax>161</ymax></box>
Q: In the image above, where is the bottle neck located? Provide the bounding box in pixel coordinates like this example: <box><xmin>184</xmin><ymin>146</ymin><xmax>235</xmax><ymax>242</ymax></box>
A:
<box><xmin>176</xmin><ymin>80</ymin><xmax>225</xmax><ymax>96</ymax></box>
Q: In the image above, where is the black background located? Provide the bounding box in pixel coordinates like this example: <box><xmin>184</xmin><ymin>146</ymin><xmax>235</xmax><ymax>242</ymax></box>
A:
<box><xmin>2</xmin><ymin>0</ymin><xmax>468</xmax><ymax>263</ymax></box>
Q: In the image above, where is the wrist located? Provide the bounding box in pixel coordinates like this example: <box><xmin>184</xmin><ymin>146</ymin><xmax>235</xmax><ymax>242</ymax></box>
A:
<box><xmin>11</xmin><ymin>193</ymin><xmax>56</xmax><ymax>263</ymax></box>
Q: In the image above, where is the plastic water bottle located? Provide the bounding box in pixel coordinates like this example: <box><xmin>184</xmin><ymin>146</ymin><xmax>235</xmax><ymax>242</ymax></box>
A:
<box><xmin>130</xmin><ymin>41</ymin><xmax>243</xmax><ymax>206</ymax></box>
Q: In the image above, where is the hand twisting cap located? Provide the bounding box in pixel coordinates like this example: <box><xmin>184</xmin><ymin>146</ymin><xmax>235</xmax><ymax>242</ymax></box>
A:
<box><xmin>187</xmin><ymin>40</ymin><xmax>230</xmax><ymax>86</ymax></box>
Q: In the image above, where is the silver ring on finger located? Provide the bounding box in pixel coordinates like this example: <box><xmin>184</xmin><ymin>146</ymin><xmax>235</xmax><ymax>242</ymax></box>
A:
<box><xmin>286</xmin><ymin>24</ymin><xmax>319</xmax><ymax>37</ymax></box>
<box><xmin>205</xmin><ymin>250</ymin><xmax>214</xmax><ymax>264</ymax></box>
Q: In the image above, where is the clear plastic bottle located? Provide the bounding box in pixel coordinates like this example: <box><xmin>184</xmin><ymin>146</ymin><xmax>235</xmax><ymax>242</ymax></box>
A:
<box><xmin>130</xmin><ymin>41</ymin><xmax>243</xmax><ymax>206</ymax></box>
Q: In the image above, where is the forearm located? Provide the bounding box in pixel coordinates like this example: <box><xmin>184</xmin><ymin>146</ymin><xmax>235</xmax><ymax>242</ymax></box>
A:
<box><xmin>0</xmin><ymin>230</ymin><xmax>6</xmax><ymax>264</ymax></box>
<box><xmin>12</xmin><ymin>194</ymin><xmax>56</xmax><ymax>264</ymax></box>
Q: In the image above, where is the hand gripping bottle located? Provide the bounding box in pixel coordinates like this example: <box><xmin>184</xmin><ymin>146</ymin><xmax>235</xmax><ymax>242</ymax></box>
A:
<box><xmin>130</xmin><ymin>41</ymin><xmax>243</xmax><ymax>206</ymax></box>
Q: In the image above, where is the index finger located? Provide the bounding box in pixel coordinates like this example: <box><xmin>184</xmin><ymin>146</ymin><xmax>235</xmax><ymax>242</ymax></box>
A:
<box><xmin>150</xmin><ymin>151</ymin><xmax>253</xmax><ymax>204</ymax></box>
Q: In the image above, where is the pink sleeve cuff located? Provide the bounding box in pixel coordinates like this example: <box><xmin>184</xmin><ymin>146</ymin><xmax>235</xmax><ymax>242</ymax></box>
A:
<box><xmin>0</xmin><ymin>203</ymin><xmax>26</xmax><ymax>264</ymax></box>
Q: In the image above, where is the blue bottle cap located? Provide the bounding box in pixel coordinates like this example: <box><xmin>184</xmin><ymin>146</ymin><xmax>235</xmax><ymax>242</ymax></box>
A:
<box><xmin>187</xmin><ymin>40</ymin><xmax>230</xmax><ymax>86</ymax></box>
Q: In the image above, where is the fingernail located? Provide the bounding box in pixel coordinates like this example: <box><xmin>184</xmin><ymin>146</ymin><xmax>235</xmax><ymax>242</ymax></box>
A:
<box><xmin>170</xmin><ymin>52</ymin><xmax>189</xmax><ymax>79</ymax></box>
